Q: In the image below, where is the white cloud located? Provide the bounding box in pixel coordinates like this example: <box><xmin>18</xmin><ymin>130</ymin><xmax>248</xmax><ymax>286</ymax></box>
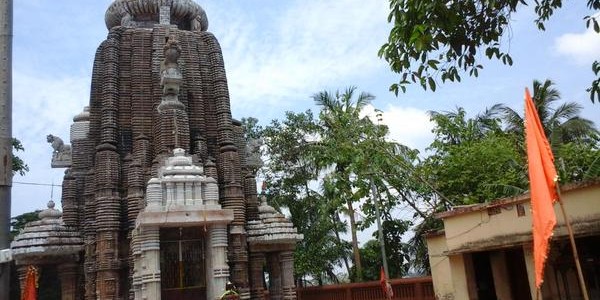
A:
<box><xmin>11</xmin><ymin>72</ymin><xmax>90</xmax><ymax>216</ymax></box>
<box><xmin>554</xmin><ymin>27</ymin><xmax>600</xmax><ymax>65</ymax></box>
<box><xmin>362</xmin><ymin>104</ymin><xmax>434</xmax><ymax>152</ymax></box>
<box><xmin>210</xmin><ymin>0</ymin><xmax>392</xmax><ymax>116</ymax></box>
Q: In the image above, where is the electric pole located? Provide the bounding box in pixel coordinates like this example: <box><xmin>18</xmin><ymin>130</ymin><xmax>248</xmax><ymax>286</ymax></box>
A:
<box><xmin>0</xmin><ymin>0</ymin><xmax>13</xmax><ymax>299</ymax></box>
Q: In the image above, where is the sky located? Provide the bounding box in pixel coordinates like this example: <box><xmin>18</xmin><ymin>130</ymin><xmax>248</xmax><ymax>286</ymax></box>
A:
<box><xmin>10</xmin><ymin>1</ymin><xmax>600</xmax><ymax>220</ymax></box>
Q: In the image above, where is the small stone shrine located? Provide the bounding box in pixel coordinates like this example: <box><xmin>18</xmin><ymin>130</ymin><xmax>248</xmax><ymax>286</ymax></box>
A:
<box><xmin>11</xmin><ymin>200</ymin><xmax>83</xmax><ymax>299</ymax></box>
<box><xmin>13</xmin><ymin>1</ymin><xmax>302</xmax><ymax>299</ymax></box>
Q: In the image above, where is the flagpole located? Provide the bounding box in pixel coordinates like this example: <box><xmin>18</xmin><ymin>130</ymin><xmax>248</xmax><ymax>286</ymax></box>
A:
<box><xmin>555</xmin><ymin>183</ymin><xmax>589</xmax><ymax>300</ymax></box>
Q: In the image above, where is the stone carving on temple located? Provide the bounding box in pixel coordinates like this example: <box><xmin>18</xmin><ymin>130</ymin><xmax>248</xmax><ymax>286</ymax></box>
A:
<box><xmin>245</xmin><ymin>137</ymin><xmax>264</xmax><ymax>172</ymax></box>
<box><xmin>47</xmin><ymin>134</ymin><xmax>72</xmax><ymax>168</ymax></box>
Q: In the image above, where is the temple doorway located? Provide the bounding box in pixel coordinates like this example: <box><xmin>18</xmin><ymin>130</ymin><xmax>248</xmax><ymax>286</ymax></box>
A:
<box><xmin>160</xmin><ymin>227</ymin><xmax>206</xmax><ymax>300</ymax></box>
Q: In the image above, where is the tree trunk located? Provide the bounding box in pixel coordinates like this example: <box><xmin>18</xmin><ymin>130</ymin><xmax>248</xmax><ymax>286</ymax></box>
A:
<box><xmin>347</xmin><ymin>200</ymin><xmax>362</xmax><ymax>282</ymax></box>
<box><xmin>331</xmin><ymin>213</ymin><xmax>352</xmax><ymax>277</ymax></box>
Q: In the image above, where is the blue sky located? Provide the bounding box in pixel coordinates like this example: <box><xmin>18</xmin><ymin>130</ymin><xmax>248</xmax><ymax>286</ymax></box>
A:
<box><xmin>11</xmin><ymin>1</ymin><xmax>600</xmax><ymax>217</ymax></box>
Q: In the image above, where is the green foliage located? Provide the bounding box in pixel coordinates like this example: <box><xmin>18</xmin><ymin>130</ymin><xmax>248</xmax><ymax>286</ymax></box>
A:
<box><xmin>262</xmin><ymin>110</ymin><xmax>351</xmax><ymax>284</ymax></box>
<box><xmin>588</xmin><ymin>61</ymin><xmax>600</xmax><ymax>102</ymax></box>
<box><xmin>355</xmin><ymin>220</ymin><xmax>411</xmax><ymax>281</ymax></box>
<box><xmin>353</xmin><ymin>240</ymin><xmax>383</xmax><ymax>281</ymax></box>
<box><xmin>584</xmin><ymin>150</ymin><xmax>600</xmax><ymax>181</ymax></box>
<box><xmin>380</xmin><ymin>0</ymin><xmax>600</xmax><ymax>102</ymax></box>
<box><xmin>261</xmin><ymin>82</ymin><xmax>599</xmax><ymax>281</ymax></box>
<box><xmin>409</xmin><ymin>216</ymin><xmax>444</xmax><ymax>275</ymax></box>
<box><xmin>311</xmin><ymin>87</ymin><xmax>420</xmax><ymax>282</ymax></box>
<box><xmin>380</xmin><ymin>219</ymin><xmax>411</xmax><ymax>278</ymax></box>
<box><xmin>422</xmin><ymin>108</ymin><xmax>527</xmax><ymax>205</ymax></box>
<box><xmin>240</xmin><ymin>117</ymin><xmax>263</xmax><ymax>140</ymax></box>
<box><xmin>420</xmin><ymin>80</ymin><xmax>599</xmax><ymax>206</ymax></box>
<box><xmin>311</xmin><ymin>87</ymin><xmax>381</xmax><ymax>282</ymax></box>
<box><xmin>12</xmin><ymin>138</ymin><xmax>29</xmax><ymax>176</ymax></box>
<box><xmin>262</xmin><ymin>87</ymin><xmax>421</xmax><ymax>282</ymax></box>
<box><xmin>10</xmin><ymin>210</ymin><xmax>41</xmax><ymax>241</ymax></box>
<box><xmin>555</xmin><ymin>141</ymin><xmax>600</xmax><ymax>182</ymax></box>
<box><xmin>501</xmin><ymin>80</ymin><xmax>599</xmax><ymax>146</ymax></box>
<box><xmin>414</xmin><ymin>79</ymin><xmax>599</xmax><ymax>206</ymax></box>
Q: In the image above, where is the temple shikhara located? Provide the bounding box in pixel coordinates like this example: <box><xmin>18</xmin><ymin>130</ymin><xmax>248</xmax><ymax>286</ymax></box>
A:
<box><xmin>10</xmin><ymin>1</ymin><xmax>302</xmax><ymax>299</ymax></box>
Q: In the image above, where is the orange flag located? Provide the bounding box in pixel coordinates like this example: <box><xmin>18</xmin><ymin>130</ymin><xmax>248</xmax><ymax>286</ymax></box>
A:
<box><xmin>380</xmin><ymin>266</ymin><xmax>386</xmax><ymax>295</ymax></box>
<box><xmin>379</xmin><ymin>267</ymin><xmax>393</xmax><ymax>299</ymax></box>
<box><xmin>524</xmin><ymin>87</ymin><xmax>558</xmax><ymax>289</ymax></box>
<box><xmin>21</xmin><ymin>266</ymin><xmax>38</xmax><ymax>300</ymax></box>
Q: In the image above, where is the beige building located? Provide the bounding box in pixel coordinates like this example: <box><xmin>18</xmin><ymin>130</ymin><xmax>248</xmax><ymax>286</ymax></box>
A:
<box><xmin>426</xmin><ymin>180</ymin><xmax>600</xmax><ymax>300</ymax></box>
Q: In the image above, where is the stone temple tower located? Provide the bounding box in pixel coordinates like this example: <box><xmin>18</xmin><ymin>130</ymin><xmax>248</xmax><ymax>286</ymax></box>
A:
<box><xmin>11</xmin><ymin>1</ymin><xmax>303</xmax><ymax>299</ymax></box>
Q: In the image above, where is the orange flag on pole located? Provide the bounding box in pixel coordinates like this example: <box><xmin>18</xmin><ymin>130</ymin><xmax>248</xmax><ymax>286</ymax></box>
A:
<box><xmin>21</xmin><ymin>265</ymin><xmax>38</xmax><ymax>300</ymax></box>
<box><xmin>380</xmin><ymin>266</ymin><xmax>387</xmax><ymax>296</ymax></box>
<box><xmin>524</xmin><ymin>87</ymin><xmax>558</xmax><ymax>289</ymax></box>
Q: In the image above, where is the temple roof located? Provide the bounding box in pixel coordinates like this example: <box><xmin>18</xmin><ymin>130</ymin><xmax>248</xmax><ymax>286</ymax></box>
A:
<box><xmin>105</xmin><ymin>0</ymin><xmax>208</xmax><ymax>31</ymax></box>
<box><xmin>10</xmin><ymin>200</ymin><xmax>83</xmax><ymax>264</ymax></box>
<box><xmin>247</xmin><ymin>195</ymin><xmax>303</xmax><ymax>246</ymax></box>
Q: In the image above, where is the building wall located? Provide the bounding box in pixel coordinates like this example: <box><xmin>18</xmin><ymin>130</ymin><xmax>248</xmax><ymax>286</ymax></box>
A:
<box><xmin>426</xmin><ymin>181</ymin><xmax>600</xmax><ymax>299</ymax></box>
<box><xmin>442</xmin><ymin>182</ymin><xmax>600</xmax><ymax>254</ymax></box>
<box><xmin>426</xmin><ymin>235</ymin><xmax>473</xmax><ymax>300</ymax></box>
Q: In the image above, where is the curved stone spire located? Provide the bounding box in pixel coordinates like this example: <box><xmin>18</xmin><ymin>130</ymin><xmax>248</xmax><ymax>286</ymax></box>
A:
<box><xmin>105</xmin><ymin>0</ymin><xmax>208</xmax><ymax>31</ymax></box>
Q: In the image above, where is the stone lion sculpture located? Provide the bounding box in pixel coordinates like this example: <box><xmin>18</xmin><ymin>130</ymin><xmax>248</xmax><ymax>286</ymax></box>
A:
<box><xmin>47</xmin><ymin>134</ymin><xmax>72</xmax><ymax>168</ymax></box>
<box><xmin>47</xmin><ymin>134</ymin><xmax>70</xmax><ymax>153</ymax></box>
<box><xmin>245</xmin><ymin>138</ymin><xmax>264</xmax><ymax>170</ymax></box>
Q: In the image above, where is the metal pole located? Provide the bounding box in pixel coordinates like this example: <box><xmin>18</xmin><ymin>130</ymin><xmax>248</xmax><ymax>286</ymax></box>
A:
<box><xmin>0</xmin><ymin>1</ymin><xmax>12</xmax><ymax>300</ymax></box>
<box><xmin>370</xmin><ymin>177</ymin><xmax>389</xmax><ymax>279</ymax></box>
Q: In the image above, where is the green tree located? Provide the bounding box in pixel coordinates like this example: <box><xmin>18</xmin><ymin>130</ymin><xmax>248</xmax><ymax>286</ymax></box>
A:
<box><xmin>353</xmin><ymin>240</ymin><xmax>383</xmax><ymax>281</ymax></box>
<box><xmin>497</xmin><ymin>79</ymin><xmax>600</xmax><ymax>182</ymax></box>
<box><xmin>500</xmin><ymin>80</ymin><xmax>598</xmax><ymax>146</ymax></box>
<box><xmin>9</xmin><ymin>210</ymin><xmax>41</xmax><ymax>241</ymax></box>
<box><xmin>12</xmin><ymin>138</ymin><xmax>28</xmax><ymax>176</ymax></box>
<box><xmin>421</xmin><ymin>107</ymin><xmax>527</xmax><ymax>205</ymax></box>
<box><xmin>380</xmin><ymin>0</ymin><xmax>600</xmax><ymax>102</ymax></box>
<box><xmin>262</xmin><ymin>87</ymin><xmax>421</xmax><ymax>282</ymax></box>
<box><xmin>354</xmin><ymin>220</ymin><xmax>411</xmax><ymax>281</ymax></box>
<box><xmin>240</xmin><ymin>117</ymin><xmax>263</xmax><ymax>140</ymax></box>
<box><xmin>312</xmin><ymin>87</ymin><xmax>378</xmax><ymax>282</ymax></box>
<box><xmin>555</xmin><ymin>141</ymin><xmax>600</xmax><ymax>183</ymax></box>
<box><xmin>262</xmin><ymin>111</ymin><xmax>353</xmax><ymax>284</ymax></box>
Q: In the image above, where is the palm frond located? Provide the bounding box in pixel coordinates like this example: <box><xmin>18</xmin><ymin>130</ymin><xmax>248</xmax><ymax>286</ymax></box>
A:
<box><xmin>558</xmin><ymin>117</ymin><xmax>599</xmax><ymax>143</ymax></box>
<box><xmin>532</xmin><ymin>79</ymin><xmax>561</xmax><ymax>122</ymax></box>
<box><xmin>550</xmin><ymin>102</ymin><xmax>584</xmax><ymax>124</ymax></box>
<box><xmin>482</xmin><ymin>183</ymin><xmax>526</xmax><ymax>198</ymax></box>
<box><xmin>583</xmin><ymin>152</ymin><xmax>600</xmax><ymax>181</ymax></box>
<box><xmin>499</xmin><ymin>105</ymin><xmax>523</xmax><ymax>134</ymax></box>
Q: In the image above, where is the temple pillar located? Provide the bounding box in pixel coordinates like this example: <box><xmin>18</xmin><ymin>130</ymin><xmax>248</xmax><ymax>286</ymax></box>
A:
<box><xmin>267</xmin><ymin>253</ymin><xmax>282</xmax><ymax>300</ymax></box>
<box><xmin>490</xmin><ymin>251</ymin><xmax>512</xmax><ymax>300</ymax></box>
<box><xmin>244</xmin><ymin>172</ymin><xmax>260</xmax><ymax>221</ymax></box>
<box><xmin>17</xmin><ymin>265</ymin><xmax>28</xmax><ymax>294</ymax></box>
<box><xmin>209</xmin><ymin>225</ymin><xmax>229</xmax><ymax>300</ymax></box>
<box><xmin>280</xmin><ymin>251</ymin><xmax>296</xmax><ymax>300</ymax></box>
<box><xmin>138</xmin><ymin>226</ymin><xmax>161</xmax><ymax>300</ymax></box>
<box><xmin>523</xmin><ymin>245</ymin><xmax>539</xmax><ymax>300</ymax></box>
<box><xmin>249</xmin><ymin>252</ymin><xmax>266</xmax><ymax>300</ymax></box>
<box><xmin>228</xmin><ymin>226</ymin><xmax>250</xmax><ymax>299</ymax></box>
<box><xmin>83</xmin><ymin>170</ymin><xmax>97</xmax><ymax>300</ymax></box>
<box><xmin>58</xmin><ymin>263</ymin><xmax>79</xmax><ymax>300</ymax></box>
